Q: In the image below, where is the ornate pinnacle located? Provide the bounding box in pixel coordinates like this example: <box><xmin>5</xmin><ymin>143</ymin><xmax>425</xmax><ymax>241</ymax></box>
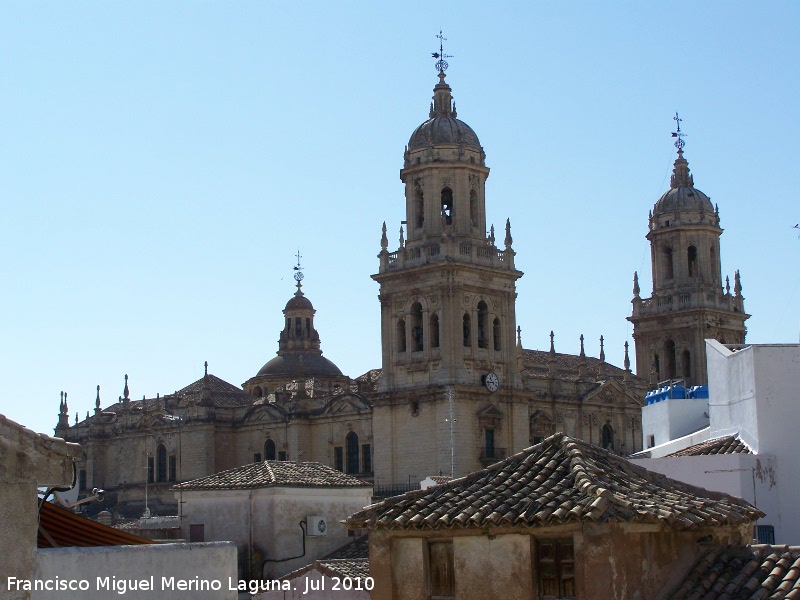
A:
<box><xmin>399</xmin><ymin>225</ymin><xmax>405</xmax><ymax>248</ymax></box>
<box><xmin>734</xmin><ymin>270</ymin><xmax>742</xmax><ymax>295</ymax></box>
<box><xmin>504</xmin><ymin>218</ymin><xmax>513</xmax><ymax>249</ymax></box>
<box><xmin>549</xmin><ymin>331</ymin><xmax>555</xmax><ymax>355</ymax></box>
<box><xmin>380</xmin><ymin>221</ymin><xmax>388</xmax><ymax>250</ymax></box>
<box><xmin>633</xmin><ymin>271</ymin><xmax>640</xmax><ymax>297</ymax></box>
<box><xmin>725</xmin><ymin>276</ymin><xmax>731</xmax><ymax>294</ymax></box>
<box><xmin>599</xmin><ymin>336</ymin><xmax>605</xmax><ymax>363</ymax></box>
<box><xmin>516</xmin><ymin>325</ymin><xmax>522</xmax><ymax>348</ymax></box>
<box><xmin>624</xmin><ymin>341</ymin><xmax>631</xmax><ymax>371</ymax></box>
<box><xmin>579</xmin><ymin>334</ymin><xmax>585</xmax><ymax>358</ymax></box>
<box><xmin>123</xmin><ymin>374</ymin><xmax>129</xmax><ymax>400</ymax></box>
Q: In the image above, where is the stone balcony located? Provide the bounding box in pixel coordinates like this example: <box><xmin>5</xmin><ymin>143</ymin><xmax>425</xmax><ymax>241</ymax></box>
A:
<box><xmin>379</xmin><ymin>239</ymin><xmax>515</xmax><ymax>273</ymax></box>
<box><xmin>632</xmin><ymin>288</ymin><xmax>744</xmax><ymax>317</ymax></box>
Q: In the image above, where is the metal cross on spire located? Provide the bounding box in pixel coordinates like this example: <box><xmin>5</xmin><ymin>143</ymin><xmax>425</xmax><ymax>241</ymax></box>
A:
<box><xmin>292</xmin><ymin>250</ymin><xmax>304</xmax><ymax>288</ymax></box>
<box><xmin>432</xmin><ymin>29</ymin><xmax>453</xmax><ymax>74</ymax></box>
<box><xmin>672</xmin><ymin>112</ymin><xmax>687</xmax><ymax>151</ymax></box>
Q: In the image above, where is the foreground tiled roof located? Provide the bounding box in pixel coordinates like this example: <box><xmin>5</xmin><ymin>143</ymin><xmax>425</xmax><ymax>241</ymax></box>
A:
<box><xmin>174</xmin><ymin>461</ymin><xmax>372</xmax><ymax>491</ymax></box>
<box><xmin>670</xmin><ymin>545</ymin><xmax>800</xmax><ymax>599</ymax></box>
<box><xmin>321</xmin><ymin>534</ymin><xmax>369</xmax><ymax>560</ymax></box>
<box><xmin>315</xmin><ymin>559</ymin><xmax>370</xmax><ymax>580</ymax></box>
<box><xmin>347</xmin><ymin>434</ymin><xmax>762</xmax><ymax>531</ymax></box>
<box><xmin>38</xmin><ymin>500</ymin><xmax>153</xmax><ymax>547</ymax></box>
<box><xmin>667</xmin><ymin>435</ymin><xmax>752</xmax><ymax>457</ymax></box>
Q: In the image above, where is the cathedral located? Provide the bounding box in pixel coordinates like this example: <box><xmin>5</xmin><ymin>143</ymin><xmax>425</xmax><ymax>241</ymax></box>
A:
<box><xmin>55</xmin><ymin>66</ymin><xmax>744</xmax><ymax>516</ymax></box>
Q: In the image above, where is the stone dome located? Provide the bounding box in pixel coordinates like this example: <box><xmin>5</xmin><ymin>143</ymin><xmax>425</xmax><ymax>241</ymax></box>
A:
<box><xmin>285</xmin><ymin>290</ymin><xmax>313</xmax><ymax>311</ymax></box>
<box><xmin>653</xmin><ymin>185</ymin><xmax>713</xmax><ymax>215</ymax></box>
<box><xmin>408</xmin><ymin>116</ymin><xmax>481</xmax><ymax>150</ymax></box>
<box><xmin>408</xmin><ymin>72</ymin><xmax>482</xmax><ymax>151</ymax></box>
<box><xmin>652</xmin><ymin>149</ymin><xmax>714</xmax><ymax>216</ymax></box>
<box><xmin>257</xmin><ymin>353</ymin><xmax>343</xmax><ymax>378</ymax></box>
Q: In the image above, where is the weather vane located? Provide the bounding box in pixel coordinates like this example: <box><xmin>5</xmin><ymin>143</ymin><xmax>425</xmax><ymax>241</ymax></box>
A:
<box><xmin>432</xmin><ymin>29</ymin><xmax>453</xmax><ymax>74</ymax></box>
<box><xmin>672</xmin><ymin>112</ymin><xmax>687</xmax><ymax>151</ymax></box>
<box><xmin>292</xmin><ymin>250</ymin><xmax>304</xmax><ymax>285</ymax></box>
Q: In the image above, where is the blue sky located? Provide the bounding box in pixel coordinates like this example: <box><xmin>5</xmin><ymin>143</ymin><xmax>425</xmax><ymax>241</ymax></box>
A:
<box><xmin>2</xmin><ymin>2</ymin><xmax>798</xmax><ymax>435</ymax></box>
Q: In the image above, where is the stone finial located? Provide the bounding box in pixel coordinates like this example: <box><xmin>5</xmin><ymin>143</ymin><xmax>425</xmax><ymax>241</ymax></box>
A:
<box><xmin>123</xmin><ymin>374</ymin><xmax>130</xmax><ymax>401</ymax></box>
<box><xmin>204</xmin><ymin>361</ymin><xmax>209</xmax><ymax>377</ymax></box>
<box><xmin>399</xmin><ymin>225</ymin><xmax>404</xmax><ymax>248</ymax></box>
<box><xmin>624</xmin><ymin>341</ymin><xmax>631</xmax><ymax>372</ymax></box>
<box><xmin>633</xmin><ymin>271</ymin><xmax>640</xmax><ymax>297</ymax></box>
<box><xmin>64</xmin><ymin>392</ymin><xmax>68</xmax><ymax>413</ymax></box>
<box><xmin>599</xmin><ymin>336</ymin><xmax>605</xmax><ymax>363</ymax></box>
<box><xmin>725</xmin><ymin>275</ymin><xmax>731</xmax><ymax>294</ymax></box>
<box><xmin>579</xmin><ymin>334</ymin><xmax>585</xmax><ymax>358</ymax></box>
<box><xmin>75</xmin><ymin>412</ymin><xmax>78</xmax><ymax>425</ymax></box>
<box><xmin>95</xmin><ymin>385</ymin><xmax>101</xmax><ymax>414</ymax></box>
<box><xmin>734</xmin><ymin>270</ymin><xmax>742</xmax><ymax>295</ymax></box>
<box><xmin>86</xmin><ymin>410</ymin><xmax>89</xmax><ymax>420</ymax></box>
<box><xmin>504</xmin><ymin>218</ymin><xmax>513</xmax><ymax>249</ymax></box>
<box><xmin>549</xmin><ymin>331</ymin><xmax>555</xmax><ymax>355</ymax></box>
<box><xmin>516</xmin><ymin>325</ymin><xmax>522</xmax><ymax>348</ymax></box>
<box><xmin>489</xmin><ymin>224</ymin><xmax>495</xmax><ymax>245</ymax></box>
<box><xmin>59</xmin><ymin>391</ymin><xmax>65</xmax><ymax>413</ymax></box>
<box><xmin>669</xmin><ymin>149</ymin><xmax>694</xmax><ymax>189</ymax></box>
<box><xmin>380</xmin><ymin>222</ymin><xmax>388</xmax><ymax>250</ymax></box>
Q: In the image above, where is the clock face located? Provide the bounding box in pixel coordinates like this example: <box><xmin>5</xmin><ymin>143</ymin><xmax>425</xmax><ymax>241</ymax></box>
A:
<box><xmin>485</xmin><ymin>372</ymin><xmax>500</xmax><ymax>392</ymax></box>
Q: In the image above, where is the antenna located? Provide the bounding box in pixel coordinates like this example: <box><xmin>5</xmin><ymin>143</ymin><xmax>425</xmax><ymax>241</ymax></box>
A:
<box><xmin>432</xmin><ymin>29</ymin><xmax>453</xmax><ymax>74</ymax></box>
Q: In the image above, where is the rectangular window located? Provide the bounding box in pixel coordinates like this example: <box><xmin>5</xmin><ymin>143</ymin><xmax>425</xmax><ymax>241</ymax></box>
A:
<box><xmin>428</xmin><ymin>540</ymin><xmax>455</xmax><ymax>598</ymax></box>
<box><xmin>169</xmin><ymin>455</ymin><xmax>177</xmax><ymax>482</ymax></box>
<box><xmin>756</xmin><ymin>525</ymin><xmax>775</xmax><ymax>545</ymax></box>
<box><xmin>485</xmin><ymin>429</ymin><xmax>495</xmax><ymax>459</ymax></box>
<box><xmin>189</xmin><ymin>524</ymin><xmax>205</xmax><ymax>543</ymax></box>
<box><xmin>147</xmin><ymin>456</ymin><xmax>154</xmax><ymax>483</ymax></box>
<box><xmin>648</xmin><ymin>434</ymin><xmax>655</xmax><ymax>448</ymax></box>
<box><xmin>537</xmin><ymin>538</ymin><xmax>575</xmax><ymax>599</ymax></box>
<box><xmin>362</xmin><ymin>444</ymin><xmax>372</xmax><ymax>474</ymax></box>
<box><xmin>278</xmin><ymin>451</ymin><xmax>287</xmax><ymax>461</ymax></box>
<box><xmin>253</xmin><ymin>453</ymin><xmax>262</xmax><ymax>463</ymax></box>
<box><xmin>334</xmin><ymin>447</ymin><xmax>344</xmax><ymax>472</ymax></box>
<box><xmin>79</xmin><ymin>469</ymin><xmax>87</xmax><ymax>491</ymax></box>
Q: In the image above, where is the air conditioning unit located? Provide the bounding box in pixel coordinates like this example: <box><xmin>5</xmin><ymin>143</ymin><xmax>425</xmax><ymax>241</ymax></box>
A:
<box><xmin>307</xmin><ymin>515</ymin><xmax>327</xmax><ymax>537</ymax></box>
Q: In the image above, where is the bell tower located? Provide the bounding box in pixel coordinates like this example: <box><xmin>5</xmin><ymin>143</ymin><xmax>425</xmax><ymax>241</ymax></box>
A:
<box><xmin>373</xmin><ymin>66</ymin><xmax>523</xmax><ymax>393</ymax></box>
<box><xmin>629</xmin><ymin>115</ymin><xmax>748</xmax><ymax>386</ymax></box>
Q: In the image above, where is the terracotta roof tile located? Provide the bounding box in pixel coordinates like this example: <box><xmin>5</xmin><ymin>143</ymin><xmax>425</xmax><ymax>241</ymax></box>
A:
<box><xmin>347</xmin><ymin>434</ymin><xmax>762</xmax><ymax>531</ymax></box>
<box><xmin>315</xmin><ymin>559</ymin><xmax>370</xmax><ymax>580</ymax></box>
<box><xmin>667</xmin><ymin>435</ymin><xmax>752</xmax><ymax>457</ymax></box>
<box><xmin>38</xmin><ymin>500</ymin><xmax>153</xmax><ymax>547</ymax></box>
<box><xmin>321</xmin><ymin>535</ymin><xmax>369</xmax><ymax>560</ymax></box>
<box><xmin>174</xmin><ymin>461</ymin><xmax>372</xmax><ymax>491</ymax></box>
<box><xmin>670</xmin><ymin>545</ymin><xmax>800</xmax><ymax>599</ymax></box>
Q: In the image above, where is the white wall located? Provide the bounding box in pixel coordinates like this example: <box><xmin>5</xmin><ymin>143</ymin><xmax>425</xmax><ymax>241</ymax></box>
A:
<box><xmin>634</xmin><ymin>453</ymin><xmax>782</xmax><ymax>541</ymax></box>
<box><xmin>31</xmin><ymin>542</ymin><xmax>237</xmax><ymax>599</ymax></box>
<box><xmin>641</xmin><ymin>396</ymin><xmax>709</xmax><ymax>449</ymax></box>
<box><xmin>180</xmin><ymin>486</ymin><xmax>373</xmax><ymax>580</ymax></box>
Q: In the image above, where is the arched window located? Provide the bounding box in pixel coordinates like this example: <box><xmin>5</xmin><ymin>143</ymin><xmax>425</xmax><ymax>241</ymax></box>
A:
<box><xmin>346</xmin><ymin>432</ymin><xmax>359</xmax><ymax>475</ymax></box>
<box><xmin>430</xmin><ymin>313</ymin><xmax>440</xmax><ymax>348</ymax></box>
<box><xmin>663</xmin><ymin>246</ymin><xmax>674</xmax><ymax>279</ymax></box>
<box><xmin>601</xmin><ymin>424</ymin><xmax>614</xmax><ymax>450</ymax></box>
<box><xmin>415</xmin><ymin>186</ymin><xmax>424</xmax><ymax>228</ymax></box>
<box><xmin>493</xmin><ymin>318</ymin><xmax>501</xmax><ymax>351</ymax></box>
<box><xmin>687</xmin><ymin>246</ymin><xmax>698</xmax><ymax>277</ymax></box>
<box><xmin>441</xmin><ymin>187</ymin><xmax>453</xmax><ymax>225</ymax></box>
<box><xmin>286</xmin><ymin>318</ymin><xmax>291</xmax><ymax>332</ymax></box>
<box><xmin>477</xmin><ymin>301</ymin><xmax>488</xmax><ymax>349</ymax></box>
<box><xmin>252</xmin><ymin>386</ymin><xmax>263</xmax><ymax>398</ymax></box>
<box><xmin>264</xmin><ymin>439</ymin><xmax>276</xmax><ymax>461</ymax></box>
<box><xmin>397</xmin><ymin>319</ymin><xmax>406</xmax><ymax>353</ymax></box>
<box><xmin>156</xmin><ymin>443</ymin><xmax>168</xmax><ymax>483</ymax></box>
<box><xmin>682</xmin><ymin>350</ymin><xmax>691</xmax><ymax>378</ymax></box>
<box><xmin>411</xmin><ymin>302</ymin><xmax>423</xmax><ymax>352</ymax></box>
<box><xmin>654</xmin><ymin>353</ymin><xmax>661</xmax><ymax>380</ymax></box>
<box><xmin>462</xmin><ymin>314</ymin><xmax>471</xmax><ymax>347</ymax></box>
<box><xmin>469</xmin><ymin>188</ymin><xmax>478</xmax><ymax>228</ymax></box>
<box><xmin>665</xmin><ymin>340</ymin><xmax>676</xmax><ymax>379</ymax></box>
<box><xmin>295</xmin><ymin>317</ymin><xmax>302</xmax><ymax>337</ymax></box>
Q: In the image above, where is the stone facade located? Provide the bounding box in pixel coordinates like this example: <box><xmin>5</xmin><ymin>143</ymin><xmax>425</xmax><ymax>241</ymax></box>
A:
<box><xmin>629</xmin><ymin>147</ymin><xmax>748</xmax><ymax>386</ymax></box>
<box><xmin>57</xmin><ymin>69</ymin><xmax>653</xmax><ymax>513</ymax></box>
